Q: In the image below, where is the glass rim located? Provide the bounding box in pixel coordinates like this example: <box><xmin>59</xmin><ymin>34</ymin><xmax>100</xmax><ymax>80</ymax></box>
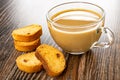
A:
<box><xmin>46</xmin><ymin>1</ymin><xmax>105</xmax><ymax>28</ymax></box>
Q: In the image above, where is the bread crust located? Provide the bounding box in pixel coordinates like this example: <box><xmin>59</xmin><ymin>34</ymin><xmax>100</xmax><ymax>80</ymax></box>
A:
<box><xmin>14</xmin><ymin>38</ymin><xmax>40</xmax><ymax>46</ymax></box>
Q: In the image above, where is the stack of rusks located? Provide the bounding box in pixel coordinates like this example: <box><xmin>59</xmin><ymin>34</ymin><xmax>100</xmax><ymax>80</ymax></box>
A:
<box><xmin>11</xmin><ymin>24</ymin><xmax>66</xmax><ymax>77</ymax></box>
<box><xmin>12</xmin><ymin>24</ymin><xmax>42</xmax><ymax>52</ymax></box>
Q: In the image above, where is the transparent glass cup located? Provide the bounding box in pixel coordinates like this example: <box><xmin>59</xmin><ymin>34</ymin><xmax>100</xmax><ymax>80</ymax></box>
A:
<box><xmin>46</xmin><ymin>2</ymin><xmax>114</xmax><ymax>55</ymax></box>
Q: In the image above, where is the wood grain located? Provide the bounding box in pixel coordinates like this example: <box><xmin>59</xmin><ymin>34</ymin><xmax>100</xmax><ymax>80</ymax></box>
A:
<box><xmin>0</xmin><ymin>0</ymin><xmax>120</xmax><ymax>80</ymax></box>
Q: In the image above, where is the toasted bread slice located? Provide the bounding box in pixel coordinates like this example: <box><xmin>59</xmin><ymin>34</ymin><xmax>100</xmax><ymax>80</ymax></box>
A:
<box><xmin>35</xmin><ymin>44</ymin><xmax>66</xmax><ymax>76</ymax></box>
<box><xmin>14</xmin><ymin>38</ymin><xmax>40</xmax><ymax>52</ymax></box>
<box><xmin>12</xmin><ymin>24</ymin><xmax>42</xmax><ymax>42</ymax></box>
<box><xmin>16</xmin><ymin>52</ymin><xmax>42</xmax><ymax>73</ymax></box>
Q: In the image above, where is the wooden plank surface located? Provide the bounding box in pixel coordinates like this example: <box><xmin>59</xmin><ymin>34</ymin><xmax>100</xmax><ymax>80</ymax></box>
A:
<box><xmin>0</xmin><ymin>0</ymin><xmax>120</xmax><ymax>80</ymax></box>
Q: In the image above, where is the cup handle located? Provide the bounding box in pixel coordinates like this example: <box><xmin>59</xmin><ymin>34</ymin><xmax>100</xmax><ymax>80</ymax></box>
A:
<box><xmin>93</xmin><ymin>27</ymin><xmax>114</xmax><ymax>48</ymax></box>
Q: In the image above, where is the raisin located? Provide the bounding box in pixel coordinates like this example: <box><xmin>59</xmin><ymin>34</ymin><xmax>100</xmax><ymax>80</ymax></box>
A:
<box><xmin>56</xmin><ymin>53</ymin><xmax>60</xmax><ymax>58</ymax></box>
<box><xmin>27</xmin><ymin>33</ymin><xmax>30</xmax><ymax>35</ymax></box>
<box><xmin>23</xmin><ymin>59</ymin><xmax>28</xmax><ymax>62</ymax></box>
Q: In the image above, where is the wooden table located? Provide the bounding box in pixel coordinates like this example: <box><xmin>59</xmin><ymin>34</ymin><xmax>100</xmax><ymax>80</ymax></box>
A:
<box><xmin>0</xmin><ymin>0</ymin><xmax>120</xmax><ymax>80</ymax></box>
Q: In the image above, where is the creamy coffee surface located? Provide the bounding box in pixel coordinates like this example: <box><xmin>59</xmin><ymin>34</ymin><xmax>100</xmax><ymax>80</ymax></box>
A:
<box><xmin>48</xmin><ymin>9</ymin><xmax>103</xmax><ymax>52</ymax></box>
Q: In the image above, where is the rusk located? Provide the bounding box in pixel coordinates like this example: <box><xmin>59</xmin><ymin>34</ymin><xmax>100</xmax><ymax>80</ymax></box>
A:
<box><xmin>12</xmin><ymin>24</ymin><xmax>42</xmax><ymax>42</ymax></box>
<box><xmin>35</xmin><ymin>44</ymin><xmax>66</xmax><ymax>76</ymax></box>
<box><xmin>16</xmin><ymin>52</ymin><xmax>42</xmax><ymax>73</ymax></box>
<box><xmin>14</xmin><ymin>38</ymin><xmax>40</xmax><ymax>52</ymax></box>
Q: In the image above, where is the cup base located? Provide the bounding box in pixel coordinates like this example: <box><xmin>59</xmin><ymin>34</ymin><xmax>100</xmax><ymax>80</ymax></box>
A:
<box><xmin>65</xmin><ymin>51</ymin><xmax>85</xmax><ymax>55</ymax></box>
